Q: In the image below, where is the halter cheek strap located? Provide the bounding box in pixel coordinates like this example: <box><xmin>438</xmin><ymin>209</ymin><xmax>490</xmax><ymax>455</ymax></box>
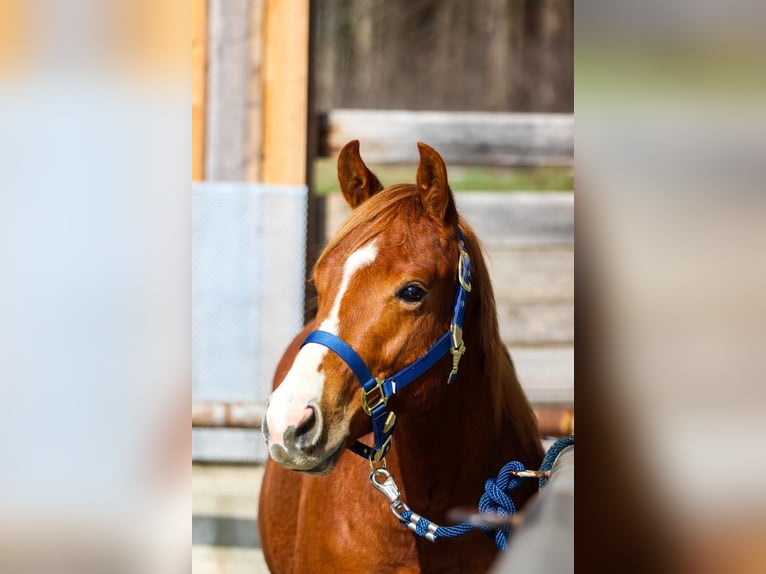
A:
<box><xmin>301</xmin><ymin>229</ymin><xmax>472</xmax><ymax>463</ymax></box>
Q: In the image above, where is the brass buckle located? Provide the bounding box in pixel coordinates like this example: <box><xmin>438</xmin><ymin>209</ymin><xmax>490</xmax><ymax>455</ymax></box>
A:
<box><xmin>367</xmin><ymin>436</ymin><xmax>392</xmax><ymax>467</ymax></box>
<box><xmin>448</xmin><ymin>324</ymin><xmax>466</xmax><ymax>383</ymax></box>
<box><xmin>451</xmin><ymin>324</ymin><xmax>463</xmax><ymax>350</ymax></box>
<box><xmin>369</xmin><ymin>455</ymin><xmax>387</xmax><ymax>472</ymax></box>
<box><xmin>361</xmin><ymin>378</ymin><xmax>387</xmax><ymax>415</ymax></box>
<box><xmin>382</xmin><ymin>411</ymin><xmax>397</xmax><ymax>434</ymax></box>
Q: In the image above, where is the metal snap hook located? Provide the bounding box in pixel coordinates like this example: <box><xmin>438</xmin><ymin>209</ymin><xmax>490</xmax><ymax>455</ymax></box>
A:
<box><xmin>369</xmin><ymin>468</ymin><xmax>401</xmax><ymax>505</ymax></box>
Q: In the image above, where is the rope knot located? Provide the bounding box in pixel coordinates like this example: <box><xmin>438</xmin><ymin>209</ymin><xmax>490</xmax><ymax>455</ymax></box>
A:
<box><xmin>476</xmin><ymin>460</ymin><xmax>526</xmax><ymax>551</ymax></box>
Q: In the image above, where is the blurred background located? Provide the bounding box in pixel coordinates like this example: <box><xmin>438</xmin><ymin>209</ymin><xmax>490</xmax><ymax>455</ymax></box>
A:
<box><xmin>0</xmin><ymin>1</ymin><xmax>190</xmax><ymax>573</ymax></box>
<box><xmin>577</xmin><ymin>2</ymin><xmax>766</xmax><ymax>572</ymax></box>
<box><xmin>192</xmin><ymin>1</ymin><xmax>573</xmax><ymax>572</ymax></box>
<box><xmin>3</xmin><ymin>0</ymin><xmax>762</xmax><ymax>572</ymax></box>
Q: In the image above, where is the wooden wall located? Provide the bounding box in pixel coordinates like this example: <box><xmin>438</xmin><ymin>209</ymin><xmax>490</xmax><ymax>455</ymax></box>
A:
<box><xmin>192</xmin><ymin>0</ymin><xmax>207</xmax><ymax>181</ymax></box>
<box><xmin>194</xmin><ymin>1</ymin><xmax>574</xmax><ymax>183</ymax></box>
<box><xmin>194</xmin><ymin>0</ymin><xmax>310</xmax><ymax>185</ymax></box>
<box><xmin>313</xmin><ymin>0</ymin><xmax>573</xmax><ymax>113</ymax></box>
<box><xmin>320</xmin><ymin>109</ymin><xmax>574</xmax><ymax>167</ymax></box>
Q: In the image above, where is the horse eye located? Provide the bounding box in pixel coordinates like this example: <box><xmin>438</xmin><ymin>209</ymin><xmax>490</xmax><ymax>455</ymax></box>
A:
<box><xmin>397</xmin><ymin>284</ymin><xmax>427</xmax><ymax>304</ymax></box>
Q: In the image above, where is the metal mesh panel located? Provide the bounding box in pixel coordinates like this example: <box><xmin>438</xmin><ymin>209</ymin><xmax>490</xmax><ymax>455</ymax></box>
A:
<box><xmin>192</xmin><ymin>183</ymin><xmax>307</xmax><ymax>404</ymax></box>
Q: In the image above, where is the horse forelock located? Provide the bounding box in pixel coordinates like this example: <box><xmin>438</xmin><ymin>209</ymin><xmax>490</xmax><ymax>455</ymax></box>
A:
<box><xmin>315</xmin><ymin>184</ymin><xmax>422</xmax><ymax>273</ymax></box>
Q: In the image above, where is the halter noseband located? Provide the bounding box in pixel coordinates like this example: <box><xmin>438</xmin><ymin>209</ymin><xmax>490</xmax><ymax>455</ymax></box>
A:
<box><xmin>301</xmin><ymin>229</ymin><xmax>472</xmax><ymax>464</ymax></box>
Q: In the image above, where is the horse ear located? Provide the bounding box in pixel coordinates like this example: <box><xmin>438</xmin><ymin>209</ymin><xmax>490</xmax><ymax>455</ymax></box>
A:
<box><xmin>337</xmin><ymin>140</ymin><xmax>383</xmax><ymax>209</ymax></box>
<box><xmin>416</xmin><ymin>142</ymin><xmax>457</xmax><ymax>224</ymax></box>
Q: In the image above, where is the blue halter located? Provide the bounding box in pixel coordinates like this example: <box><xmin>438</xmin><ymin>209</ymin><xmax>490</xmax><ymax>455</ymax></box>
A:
<box><xmin>301</xmin><ymin>229</ymin><xmax>472</xmax><ymax>463</ymax></box>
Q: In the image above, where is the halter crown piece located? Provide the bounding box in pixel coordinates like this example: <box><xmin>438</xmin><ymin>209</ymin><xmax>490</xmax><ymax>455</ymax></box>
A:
<box><xmin>301</xmin><ymin>228</ymin><xmax>472</xmax><ymax>464</ymax></box>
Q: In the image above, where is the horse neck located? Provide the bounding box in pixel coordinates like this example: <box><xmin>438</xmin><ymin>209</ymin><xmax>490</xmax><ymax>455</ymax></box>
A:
<box><xmin>389</xmin><ymin>336</ymin><xmax>523</xmax><ymax>515</ymax></box>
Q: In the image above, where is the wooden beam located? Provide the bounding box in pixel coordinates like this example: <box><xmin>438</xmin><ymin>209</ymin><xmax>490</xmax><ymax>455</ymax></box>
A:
<box><xmin>191</xmin><ymin>400</ymin><xmax>574</xmax><ymax>437</ymax></box>
<box><xmin>244</xmin><ymin>0</ymin><xmax>266</xmax><ymax>182</ymax></box>
<box><xmin>192</xmin><ymin>401</ymin><xmax>266</xmax><ymax>429</ymax></box>
<box><xmin>206</xmin><ymin>0</ymin><xmax>251</xmax><ymax>181</ymax></box>
<box><xmin>319</xmin><ymin>110</ymin><xmax>574</xmax><ymax>167</ymax></box>
<box><xmin>192</xmin><ymin>0</ymin><xmax>207</xmax><ymax>181</ymax></box>
<box><xmin>260</xmin><ymin>0</ymin><xmax>310</xmax><ymax>185</ymax></box>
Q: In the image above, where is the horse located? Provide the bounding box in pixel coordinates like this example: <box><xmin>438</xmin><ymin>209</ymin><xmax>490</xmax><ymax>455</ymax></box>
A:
<box><xmin>258</xmin><ymin>140</ymin><xmax>544</xmax><ymax>573</ymax></box>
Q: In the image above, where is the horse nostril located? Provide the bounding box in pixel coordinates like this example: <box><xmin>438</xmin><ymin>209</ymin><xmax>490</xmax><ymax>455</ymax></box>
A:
<box><xmin>294</xmin><ymin>405</ymin><xmax>322</xmax><ymax>448</ymax></box>
<box><xmin>295</xmin><ymin>407</ymin><xmax>315</xmax><ymax>435</ymax></box>
<box><xmin>261</xmin><ymin>415</ymin><xmax>270</xmax><ymax>442</ymax></box>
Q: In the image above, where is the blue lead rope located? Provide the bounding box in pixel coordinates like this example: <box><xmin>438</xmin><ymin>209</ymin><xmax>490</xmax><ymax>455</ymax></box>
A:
<box><xmin>399</xmin><ymin>508</ymin><xmax>474</xmax><ymax>540</ymax></box>
<box><xmin>384</xmin><ymin>435</ymin><xmax>574</xmax><ymax>551</ymax></box>
<box><xmin>477</xmin><ymin>460</ymin><xmax>526</xmax><ymax>550</ymax></box>
<box><xmin>538</xmin><ymin>434</ymin><xmax>574</xmax><ymax>488</ymax></box>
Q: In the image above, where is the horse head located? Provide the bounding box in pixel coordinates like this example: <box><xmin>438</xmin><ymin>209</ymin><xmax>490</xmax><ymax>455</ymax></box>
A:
<box><xmin>262</xmin><ymin>141</ymin><xmax>466</xmax><ymax>474</ymax></box>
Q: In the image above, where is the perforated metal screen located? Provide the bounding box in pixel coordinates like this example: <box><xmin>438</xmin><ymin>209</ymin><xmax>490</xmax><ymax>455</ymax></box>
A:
<box><xmin>192</xmin><ymin>182</ymin><xmax>307</xmax><ymax>404</ymax></box>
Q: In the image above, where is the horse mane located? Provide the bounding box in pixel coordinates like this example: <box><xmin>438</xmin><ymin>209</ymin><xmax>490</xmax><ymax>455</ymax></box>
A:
<box><xmin>315</xmin><ymin>184</ymin><xmax>524</xmax><ymax>432</ymax></box>
<box><xmin>455</xmin><ymin>216</ymin><xmax>518</xmax><ymax>429</ymax></box>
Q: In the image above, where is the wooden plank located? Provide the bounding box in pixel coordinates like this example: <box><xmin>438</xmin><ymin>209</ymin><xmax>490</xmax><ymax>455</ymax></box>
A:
<box><xmin>512</xmin><ymin>346</ymin><xmax>574</xmax><ymax>404</ymax></box>
<box><xmin>488</xmin><ymin>246</ymin><xmax>574</xmax><ymax>304</ymax></box>
<box><xmin>535</xmin><ymin>407</ymin><xmax>575</xmax><ymax>437</ymax></box>
<box><xmin>206</xmin><ymin>0</ymin><xmax>251</xmax><ymax>180</ymax></box>
<box><xmin>320</xmin><ymin>110</ymin><xmax>574</xmax><ymax>167</ymax></box>
<box><xmin>192</xmin><ymin>401</ymin><xmax>573</xmax><ymax>437</ymax></box>
<box><xmin>192</xmin><ymin>0</ymin><xmax>207</xmax><ymax>181</ymax></box>
<box><xmin>193</xmin><ymin>464</ymin><xmax>264</xmax><ymax>519</ymax></box>
<box><xmin>203</xmin><ymin>0</ymin><xmax>266</xmax><ymax>182</ymax></box>
<box><xmin>260</xmin><ymin>0</ymin><xmax>310</xmax><ymax>184</ymax></box>
<box><xmin>192</xmin><ymin>401</ymin><xmax>266</xmax><ymax>429</ymax></box>
<box><xmin>498</xmin><ymin>302</ymin><xmax>574</xmax><ymax>346</ymax></box>
<box><xmin>244</xmin><ymin>0</ymin><xmax>266</xmax><ymax>182</ymax></box>
<box><xmin>325</xmin><ymin>192</ymin><xmax>574</xmax><ymax>248</ymax></box>
<box><xmin>193</xmin><ymin>517</ymin><xmax>260</xmax><ymax>548</ymax></box>
<box><xmin>456</xmin><ymin>192</ymin><xmax>574</xmax><ymax>246</ymax></box>
<box><xmin>193</xmin><ymin>428</ymin><xmax>268</xmax><ymax>463</ymax></box>
<box><xmin>192</xmin><ymin>546</ymin><xmax>269</xmax><ymax>574</ymax></box>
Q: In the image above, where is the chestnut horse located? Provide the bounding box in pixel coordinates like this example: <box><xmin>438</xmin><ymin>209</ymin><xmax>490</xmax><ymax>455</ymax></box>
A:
<box><xmin>259</xmin><ymin>141</ymin><xmax>543</xmax><ymax>573</ymax></box>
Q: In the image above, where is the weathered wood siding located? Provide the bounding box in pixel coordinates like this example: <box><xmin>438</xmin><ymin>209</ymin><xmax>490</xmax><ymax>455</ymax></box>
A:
<box><xmin>320</xmin><ymin>110</ymin><xmax>573</xmax><ymax>167</ymax></box>
<box><xmin>192</xmin><ymin>0</ymin><xmax>207</xmax><ymax>181</ymax></box>
<box><xmin>314</xmin><ymin>0</ymin><xmax>573</xmax><ymax>113</ymax></box>
<box><xmin>204</xmin><ymin>0</ymin><xmax>267</xmax><ymax>182</ymax></box>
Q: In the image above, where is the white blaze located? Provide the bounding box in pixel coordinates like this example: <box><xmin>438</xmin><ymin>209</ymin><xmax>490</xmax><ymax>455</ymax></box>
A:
<box><xmin>265</xmin><ymin>241</ymin><xmax>378</xmax><ymax>447</ymax></box>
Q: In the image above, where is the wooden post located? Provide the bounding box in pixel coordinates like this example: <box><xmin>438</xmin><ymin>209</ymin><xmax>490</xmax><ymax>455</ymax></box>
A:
<box><xmin>260</xmin><ymin>0</ymin><xmax>310</xmax><ymax>185</ymax></box>
<box><xmin>192</xmin><ymin>0</ymin><xmax>207</xmax><ymax>181</ymax></box>
<box><xmin>244</xmin><ymin>0</ymin><xmax>266</xmax><ymax>182</ymax></box>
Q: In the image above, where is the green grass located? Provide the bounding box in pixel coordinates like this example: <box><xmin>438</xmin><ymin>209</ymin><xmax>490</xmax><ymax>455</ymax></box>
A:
<box><xmin>313</xmin><ymin>158</ymin><xmax>573</xmax><ymax>196</ymax></box>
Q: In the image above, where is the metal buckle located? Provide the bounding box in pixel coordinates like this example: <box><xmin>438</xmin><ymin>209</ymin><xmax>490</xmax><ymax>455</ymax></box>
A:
<box><xmin>368</xmin><ymin>436</ymin><xmax>392</xmax><ymax>465</ymax></box>
<box><xmin>451</xmin><ymin>324</ymin><xmax>463</xmax><ymax>350</ymax></box>
<box><xmin>368</xmin><ymin>456</ymin><xmax>387</xmax><ymax>472</ymax></box>
<box><xmin>458</xmin><ymin>251</ymin><xmax>472</xmax><ymax>292</ymax></box>
<box><xmin>448</xmin><ymin>324</ymin><xmax>466</xmax><ymax>384</ymax></box>
<box><xmin>361</xmin><ymin>378</ymin><xmax>387</xmax><ymax>415</ymax></box>
<box><xmin>383</xmin><ymin>411</ymin><xmax>397</xmax><ymax>434</ymax></box>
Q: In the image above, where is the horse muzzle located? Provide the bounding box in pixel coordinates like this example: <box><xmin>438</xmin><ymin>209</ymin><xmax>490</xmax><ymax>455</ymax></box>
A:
<box><xmin>262</xmin><ymin>401</ymin><xmax>346</xmax><ymax>475</ymax></box>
